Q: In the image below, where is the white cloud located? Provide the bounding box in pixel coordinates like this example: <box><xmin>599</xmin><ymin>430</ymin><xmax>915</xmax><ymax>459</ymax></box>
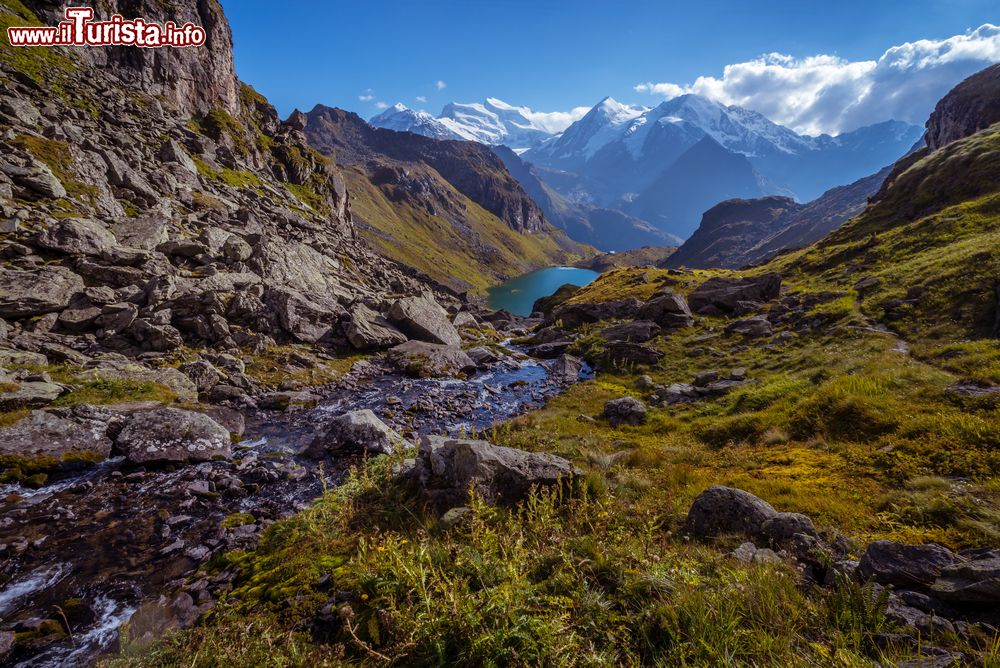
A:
<box><xmin>436</xmin><ymin>80</ymin><xmax>447</xmax><ymax>90</ymax></box>
<box><xmin>359</xmin><ymin>88</ymin><xmax>375</xmax><ymax>102</ymax></box>
<box><xmin>521</xmin><ymin>106</ymin><xmax>592</xmax><ymax>133</ymax></box>
<box><xmin>416</xmin><ymin>95</ymin><xmax>427</xmax><ymax>103</ymax></box>
<box><xmin>634</xmin><ymin>24</ymin><xmax>1000</xmax><ymax>135</ymax></box>
<box><xmin>375</xmin><ymin>101</ymin><xmax>389</xmax><ymax>110</ymax></box>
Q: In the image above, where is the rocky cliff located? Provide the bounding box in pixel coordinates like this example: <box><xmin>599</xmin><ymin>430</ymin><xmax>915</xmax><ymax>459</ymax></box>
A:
<box><xmin>925</xmin><ymin>63</ymin><xmax>1000</xmax><ymax>151</ymax></box>
<box><xmin>0</xmin><ymin>0</ymin><xmax>466</xmax><ymax>372</ymax></box>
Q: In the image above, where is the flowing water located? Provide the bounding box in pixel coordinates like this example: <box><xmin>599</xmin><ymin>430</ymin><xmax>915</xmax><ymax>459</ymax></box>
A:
<box><xmin>486</xmin><ymin>267</ymin><xmax>599</xmax><ymax>317</ymax></box>
<box><xmin>0</xmin><ymin>344</ymin><xmax>588</xmax><ymax>667</ymax></box>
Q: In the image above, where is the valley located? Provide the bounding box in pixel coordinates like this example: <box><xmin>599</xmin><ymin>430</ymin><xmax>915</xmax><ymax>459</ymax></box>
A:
<box><xmin>0</xmin><ymin>1</ymin><xmax>998</xmax><ymax>667</ymax></box>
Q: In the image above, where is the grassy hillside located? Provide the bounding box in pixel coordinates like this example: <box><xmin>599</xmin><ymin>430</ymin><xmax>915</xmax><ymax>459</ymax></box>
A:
<box><xmin>345</xmin><ymin>165</ymin><xmax>587</xmax><ymax>294</ymax></box>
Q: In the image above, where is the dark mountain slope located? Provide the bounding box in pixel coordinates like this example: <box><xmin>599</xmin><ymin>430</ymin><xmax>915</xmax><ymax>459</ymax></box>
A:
<box><xmin>627</xmin><ymin>136</ymin><xmax>767</xmax><ymax>239</ymax></box>
<box><xmin>300</xmin><ymin>106</ymin><xmax>589</xmax><ymax>292</ymax></box>
<box><xmin>491</xmin><ymin>145</ymin><xmax>673</xmax><ymax>251</ymax></box>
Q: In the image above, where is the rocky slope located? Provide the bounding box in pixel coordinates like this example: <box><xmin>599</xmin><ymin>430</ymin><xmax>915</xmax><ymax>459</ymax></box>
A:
<box><xmin>666</xmin><ymin>165</ymin><xmax>893</xmax><ymax>269</ymax></box>
<box><xmin>300</xmin><ymin>105</ymin><xmax>588</xmax><ymax>292</ymax></box>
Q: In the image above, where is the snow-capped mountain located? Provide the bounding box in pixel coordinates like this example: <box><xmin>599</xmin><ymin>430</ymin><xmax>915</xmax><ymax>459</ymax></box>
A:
<box><xmin>524</xmin><ymin>93</ymin><xmax>923</xmax><ymax>237</ymax></box>
<box><xmin>370</xmin><ymin>98</ymin><xmax>565</xmax><ymax>151</ymax></box>
<box><xmin>369</xmin><ymin>103</ymin><xmax>458</xmax><ymax>141</ymax></box>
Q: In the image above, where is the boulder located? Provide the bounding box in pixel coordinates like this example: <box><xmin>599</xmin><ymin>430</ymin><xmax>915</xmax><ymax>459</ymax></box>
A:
<box><xmin>129</xmin><ymin>318</ymin><xmax>184</xmax><ymax>352</ymax></box>
<box><xmin>0</xmin><ymin>265</ymin><xmax>84</xmax><ymax>318</ymax></box>
<box><xmin>684</xmin><ymin>486</ymin><xmax>778</xmax><ymax>539</ymax></box>
<box><xmin>527</xmin><ymin>340</ymin><xmax>574</xmax><ymax>359</ymax></box>
<box><xmin>726</xmin><ymin>316</ymin><xmax>773</xmax><ymax>338</ymax></box>
<box><xmin>388</xmin><ymin>295</ymin><xmax>462</xmax><ymax>346</ymax></box>
<box><xmin>600</xmin><ymin>320</ymin><xmax>662</xmax><ymax>343</ymax></box>
<box><xmin>178</xmin><ymin>360</ymin><xmax>223</xmax><ymax>393</ymax></box>
<box><xmin>930</xmin><ymin>558</ymin><xmax>1000</xmax><ymax>604</ymax></box>
<box><xmin>605</xmin><ymin>341</ymin><xmax>664</xmax><ymax>366</ymax></box>
<box><xmin>858</xmin><ymin>541</ymin><xmax>956</xmax><ymax>590</ymax></box>
<box><xmin>466</xmin><ymin>346</ymin><xmax>502</xmax><ymax>367</ymax></box>
<box><xmin>687</xmin><ymin>273</ymin><xmax>782</xmax><ymax>314</ymax></box>
<box><xmin>413</xmin><ymin>436</ymin><xmax>579</xmax><ymax>511</ymax></box>
<box><xmin>0</xmin><ymin>404</ymin><xmax>114</xmax><ymax>464</ymax></box>
<box><xmin>387</xmin><ymin>340</ymin><xmax>476</xmax><ymax>378</ymax></box>
<box><xmin>345</xmin><ymin>304</ymin><xmax>407</xmax><ymax>350</ymax></box>
<box><xmin>7</xmin><ymin>159</ymin><xmax>66</xmax><ymax>199</ymax></box>
<box><xmin>34</xmin><ymin>218</ymin><xmax>118</xmax><ymax>257</ymax></box>
<box><xmin>158</xmin><ymin>139</ymin><xmax>198</xmax><ymax>174</ymax></box>
<box><xmin>452</xmin><ymin>311</ymin><xmax>480</xmax><ymax>329</ymax></box>
<box><xmin>304</xmin><ymin>409</ymin><xmax>405</xmax><ymax>458</ymax></box>
<box><xmin>604</xmin><ymin>396</ymin><xmax>647</xmax><ymax>427</ymax></box>
<box><xmin>0</xmin><ymin>381</ymin><xmax>65</xmax><ymax>411</ymax></box>
<box><xmin>548</xmin><ymin>354</ymin><xmax>583</xmax><ymax>382</ymax></box>
<box><xmin>265</xmin><ymin>288</ymin><xmax>344</xmax><ymax>343</ymax></box>
<box><xmin>114</xmin><ymin>408</ymin><xmax>231</xmax><ymax>465</ymax></box>
<box><xmin>638</xmin><ymin>291</ymin><xmax>695</xmax><ymax>329</ymax></box>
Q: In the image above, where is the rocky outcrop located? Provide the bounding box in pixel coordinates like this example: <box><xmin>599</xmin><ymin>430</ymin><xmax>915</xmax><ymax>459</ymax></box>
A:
<box><xmin>409</xmin><ymin>436</ymin><xmax>579</xmax><ymax>511</ymax></box>
<box><xmin>0</xmin><ymin>266</ymin><xmax>84</xmax><ymax>318</ymax></box>
<box><xmin>686</xmin><ymin>273</ymin><xmax>782</xmax><ymax>315</ymax></box>
<box><xmin>925</xmin><ymin>63</ymin><xmax>1000</xmax><ymax>151</ymax></box>
<box><xmin>858</xmin><ymin>541</ymin><xmax>957</xmax><ymax>590</ymax></box>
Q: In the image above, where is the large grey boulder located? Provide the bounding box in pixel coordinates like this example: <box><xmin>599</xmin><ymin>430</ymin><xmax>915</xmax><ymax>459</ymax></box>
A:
<box><xmin>548</xmin><ymin>354</ymin><xmax>583</xmax><ymax>382</ymax></box>
<box><xmin>79</xmin><ymin>364</ymin><xmax>197</xmax><ymax>402</ymax></box>
<box><xmin>34</xmin><ymin>218</ymin><xmax>118</xmax><ymax>257</ymax></box>
<box><xmin>604</xmin><ymin>396</ymin><xmax>647</xmax><ymax>426</ymax></box>
<box><xmin>687</xmin><ymin>273</ymin><xmax>782</xmax><ymax>315</ymax></box>
<box><xmin>858</xmin><ymin>540</ymin><xmax>956</xmax><ymax>590</ymax></box>
<box><xmin>413</xmin><ymin>436</ymin><xmax>579</xmax><ymax>511</ymax></box>
<box><xmin>304</xmin><ymin>409</ymin><xmax>405</xmax><ymax>458</ymax></box>
<box><xmin>605</xmin><ymin>341</ymin><xmax>664</xmax><ymax>366</ymax></box>
<box><xmin>638</xmin><ymin>291</ymin><xmax>694</xmax><ymax>329</ymax></box>
<box><xmin>684</xmin><ymin>486</ymin><xmax>778</xmax><ymax>539</ymax></box>
<box><xmin>387</xmin><ymin>340</ymin><xmax>476</xmax><ymax>378</ymax></box>
<box><xmin>345</xmin><ymin>304</ymin><xmax>407</xmax><ymax>350</ymax></box>
<box><xmin>265</xmin><ymin>287</ymin><xmax>344</xmax><ymax>343</ymax></box>
<box><xmin>114</xmin><ymin>408</ymin><xmax>231</xmax><ymax>465</ymax></box>
<box><xmin>0</xmin><ymin>265</ymin><xmax>84</xmax><ymax>318</ymax></box>
<box><xmin>931</xmin><ymin>558</ymin><xmax>1000</xmax><ymax>604</ymax></box>
<box><xmin>550</xmin><ymin>298</ymin><xmax>642</xmax><ymax>329</ymax></box>
<box><xmin>5</xmin><ymin>159</ymin><xmax>66</xmax><ymax>199</ymax></box>
<box><xmin>0</xmin><ymin>405</ymin><xmax>114</xmax><ymax>463</ymax></box>
<box><xmin>388</xmin><ymin>295</ymin><xmax>462</xmax><ymax>346</ymax></box>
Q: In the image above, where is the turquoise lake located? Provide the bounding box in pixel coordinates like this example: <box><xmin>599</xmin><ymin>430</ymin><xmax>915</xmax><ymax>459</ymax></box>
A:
<box><xmin>486</xmin><ymin>267</ymin><xmax>600</xmax><ymax>317</ymax></box>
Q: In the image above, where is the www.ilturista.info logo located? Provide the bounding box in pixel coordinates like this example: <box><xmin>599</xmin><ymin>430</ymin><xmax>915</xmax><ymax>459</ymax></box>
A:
<box><xmin>6</xmin><ymin>6</ymin><xmax>206</xmax><ymax>48</ymax></box>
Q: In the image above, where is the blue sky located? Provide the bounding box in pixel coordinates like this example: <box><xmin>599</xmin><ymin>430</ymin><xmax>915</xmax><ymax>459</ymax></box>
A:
<box><xmin>220</xmin><ymin>0</ymin><xmax>1000</xmax><ymax>135</ymax></box>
